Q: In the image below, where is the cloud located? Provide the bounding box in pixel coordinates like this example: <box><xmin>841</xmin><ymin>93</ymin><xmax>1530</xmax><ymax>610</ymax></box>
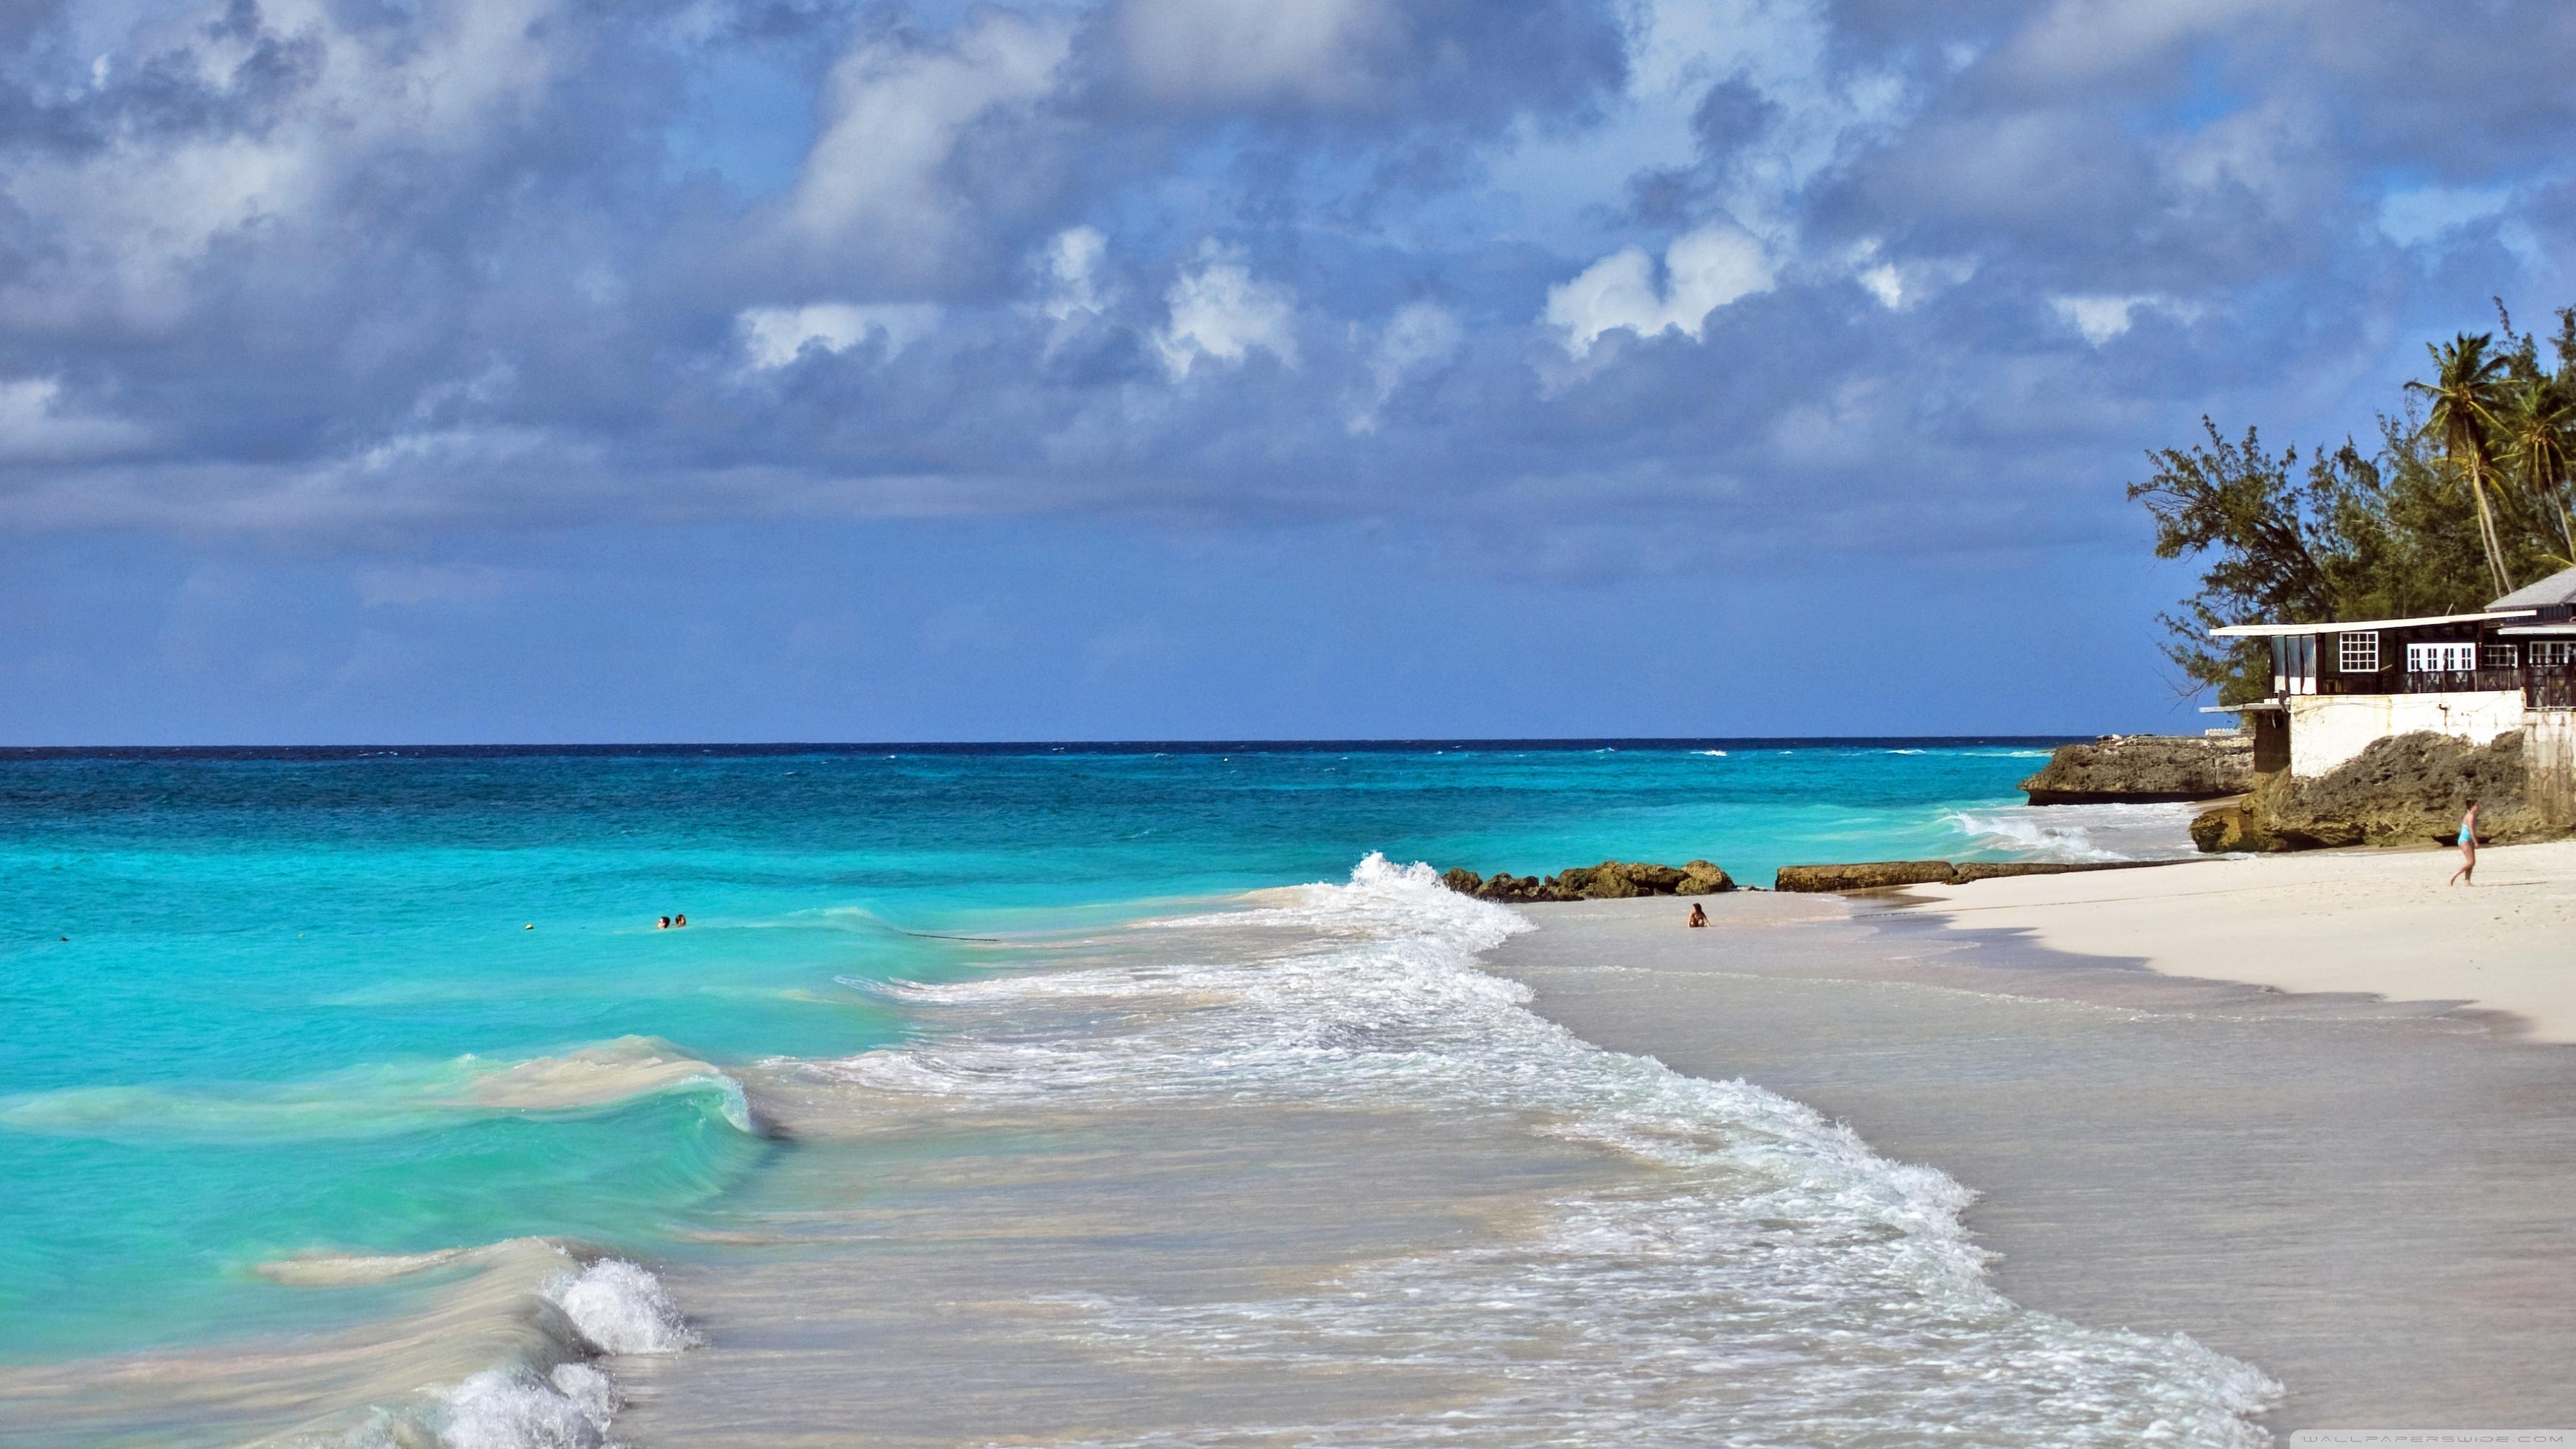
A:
<box><xmin>739</xmin><ymin>304</ymin><xmax>944</xmax><ymax>368</ymax></box>
<box><xmin>0</xmin><ymin>0</ymin><xmax>2564</xmax><ymax>587</ymax></box>
<box><xmin>1350</xmin><ymin>300</ymin><xmax>1461</xmax><ymax>433</ymax></box>
<box><xmin>1155</xmin><ymin>251</ymin><xmax>1297</xmax><ymax>378</ymax></box>
<box><xmin>2377</xmin><ymin>183</ymin><xmax>2516</xmax><ymax>249</ymax></box>
<box><xmin>1088</xmin><ymin>0</ymin><xmax>1623</xmax><ymax>129</ymax></box>
<box><xmin>1039</xmin><ymin>225</ymin><xmax>1112</xmax><ymax>322</ymax></box>
<box><xmin>2050</xmin><ymin>294</ymin><xmax>2201</xmax><ymax>345</ymax></box>
<box><xmin>0</xmin><ymin>377</ymin><xmax>145</xmax><ymax>462</ymax></box>
<box><xmin>1544</xmin><ymin>223</ymin><xmax>1777</xmax><ymax>357</ymax></box>
<box><xmin>773</xmin><ymin>9</ymin><xmax>1074</xmax><ymax>290</ymax></box>
<box><xmin>0</xmin><ymin>0</ymin><xmax>566</xmax><ymax>338</ymax></box>
<box><xmin>1106</xmin><ymin>0</ymin><xmax>1403</xmax><ymax>112</ymax></box>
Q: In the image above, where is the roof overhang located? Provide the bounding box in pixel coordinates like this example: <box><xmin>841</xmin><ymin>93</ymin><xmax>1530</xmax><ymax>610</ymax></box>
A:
<box><xmin>2210</xmin><ymin>610</ymin><xmax>2535</xmax><ymax>638</ymax></box>
<box><xmin>2497</xmin><ymin>623</ymin><xmax>2576</xmax><ymax>636</ymax></box>
<box><xmin>2200</xmin><ymin>700</ymin><xmax>2284</xmax><ymax>713</ymax></box>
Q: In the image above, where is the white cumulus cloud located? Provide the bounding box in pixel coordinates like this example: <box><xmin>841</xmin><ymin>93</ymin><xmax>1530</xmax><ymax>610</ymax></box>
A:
<box><xmin>2048</xmin><ymin>293</ymin><xmax>2200</xmax><ymax>345</ymax></box>
<box><xmin>1156</xmin><ymin>253</ymin><xmax>1298</xmax><ymax>378</ymax></box>
<box><xmin>781</xmin><ymin>11</ymin><xmax>1073</xmax><ymax>283</ymax></box>
<box><xmin>1544</xmin><ymin>223</ymin><xmax>1777</xmax><ymax>358</ymax></box>
<box><xmin>1040</xmin><ymin>226</ymin><xmax>1112</xmax><ymax>322</ymax></box>
<box><xmin>739</xmin><ymin>304</ymin><xmax>944</xmax><ymax>368</ymax></box>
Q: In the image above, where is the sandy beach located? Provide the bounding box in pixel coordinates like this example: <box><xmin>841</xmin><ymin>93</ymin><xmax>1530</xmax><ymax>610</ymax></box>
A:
<box><xmin>1489</xmin><ymin>853</ymin><xmax>2576</xmax><ymax>1434</ymax></box>
<box><xmin>1912</xmin><ymin>840</ymin><xmax>2576</xmax><ymax>1043</ymax></box>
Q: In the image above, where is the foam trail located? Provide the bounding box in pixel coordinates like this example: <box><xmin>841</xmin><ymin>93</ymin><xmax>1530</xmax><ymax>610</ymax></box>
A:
<box><xmin>789</xmin><ymin>852</ymin><xmax>2280</xmax><ymax>1445</ymax></box>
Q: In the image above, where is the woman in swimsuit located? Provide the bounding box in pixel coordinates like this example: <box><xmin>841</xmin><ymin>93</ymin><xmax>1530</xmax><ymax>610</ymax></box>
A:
<box><xmin>2448</xmin><ymin>798</ymin><xmax>2480</xmax><ymax>886</ymax></box>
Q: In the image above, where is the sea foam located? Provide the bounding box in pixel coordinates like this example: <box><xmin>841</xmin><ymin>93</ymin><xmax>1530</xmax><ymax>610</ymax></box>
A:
<box><xmin>799</xmin><ymin>852</ymin><xmax>2281</xmax><ymax>1445</ymax></box>
<box><xmin>1948</xmin><ymin>800</ymin><xmax>2205</xmax><ymax>863</ymax></box>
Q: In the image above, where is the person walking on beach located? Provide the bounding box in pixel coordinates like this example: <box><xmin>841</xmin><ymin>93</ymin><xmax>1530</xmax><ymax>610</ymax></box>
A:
<box><xmin>2449</xmin><ymin>799</ymin><xmax>2480</xmax><ymax>886</ymax></box>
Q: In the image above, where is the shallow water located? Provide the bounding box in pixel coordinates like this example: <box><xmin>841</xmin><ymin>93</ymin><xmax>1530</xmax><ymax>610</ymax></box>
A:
<box><xmin>0</xmin><ymin>742</ymin><xmax>2244</xmax><ymax>1445</ymax></box>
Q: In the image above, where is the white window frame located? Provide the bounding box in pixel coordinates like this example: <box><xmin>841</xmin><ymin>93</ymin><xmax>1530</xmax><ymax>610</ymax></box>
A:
<box><xmin>2338</xmin><ymin>631</ymin><xmax>2380</xmax><ymax>673</ymax></box>
<box><xmin>2533</xmin><ymin>641</ymin><xmax>2576</xmax><ymax>667</ymax></box>
<box><xmin>2406</xmin><ymin>642</ymin><xmax>2476</xmax><ymax>673</ymax></box>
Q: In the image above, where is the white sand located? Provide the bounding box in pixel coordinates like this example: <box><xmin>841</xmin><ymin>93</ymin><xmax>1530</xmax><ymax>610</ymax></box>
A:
<box><xmin>1915</xmin><ymin>839</ymin><xmax>2576</xmax><ymax>1043</ymax></box>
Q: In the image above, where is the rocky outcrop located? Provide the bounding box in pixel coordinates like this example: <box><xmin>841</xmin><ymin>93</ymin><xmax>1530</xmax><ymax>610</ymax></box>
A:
<box><xmin>1950</xmin><ymin>860</ymin><xmax>2165</xmax><ymax>883</ymax></box>
<box><xmin>2190</xmin><ymin>729</ymin><xmax>2545</xmax><ymax>852</ymax></box>
<box><xmin>1774</xmin><ymin>860</ymin><xmax>1961</xmax><ymax>892</ymax></box>
<box><xmin>1774</xmin><ymin>859</ymin><xmax>2179</xmax><ymax>892</ymax></box>
<box><xmin>1441</xmin><ymin>859</ymin><xmax>1733</xmax><ymax>903</ymax></box>
<box><xmin>2021</xmin><ymin>734</ymin><xmax>2254</xmax><ymax>805</ymax></box>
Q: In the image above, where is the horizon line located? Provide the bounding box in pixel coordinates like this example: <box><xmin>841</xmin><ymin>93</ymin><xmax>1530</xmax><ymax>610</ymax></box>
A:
<box><xmin>0</xmin><ymin>734</ymin><xmax>2088</xmax><ymax>758</ymax></box>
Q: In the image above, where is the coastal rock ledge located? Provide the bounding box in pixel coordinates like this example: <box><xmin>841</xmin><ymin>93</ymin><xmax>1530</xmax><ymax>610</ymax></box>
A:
<box><xmin>1772</xmin><ymin>860</ymin><xmax>2171</xmax><ymax>892</ymax></box>
<box><xmin>1442</xmin><ymin>860</ymin><xmax>1734</xmax><ymax>902</ymax></box>
<box><xmin>2191</xmin><ymin>729</ymin><xmax>2544</xmax><ymax>852</ymax></box>
<box><xmin>2021</xmin><ymin>734</ymin><xmax>2253</xmax><ymax>805</ymax></box>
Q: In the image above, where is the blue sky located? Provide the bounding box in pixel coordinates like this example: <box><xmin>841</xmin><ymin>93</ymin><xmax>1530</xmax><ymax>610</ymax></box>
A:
<box><xmin>2</xmin><ymin>0</ymin><xmax>2572</xmax><ymax>744</ymax></box>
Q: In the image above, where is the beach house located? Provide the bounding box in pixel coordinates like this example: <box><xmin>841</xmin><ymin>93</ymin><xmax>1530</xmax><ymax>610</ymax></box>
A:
<box><xmin>2210</xmin><ymin>564</ymin><xmax>2576</xmax><ymax>796</ymax></box>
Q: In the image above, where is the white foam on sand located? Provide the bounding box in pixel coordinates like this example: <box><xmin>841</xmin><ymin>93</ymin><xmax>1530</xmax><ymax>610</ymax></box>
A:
<box><xmin>794</xmin><ymin>853</ymin><xmax>2281</xmax><ymax>1445</ymax></box>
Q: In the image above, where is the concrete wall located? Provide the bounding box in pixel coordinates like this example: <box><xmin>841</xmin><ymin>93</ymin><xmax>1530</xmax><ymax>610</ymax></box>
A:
<box><xmin>2525</xmin><ymin>710</ymin><xmax>2576</xmax><ymax>830</ymax></box>
<box><xmin>2286</xmin><ymin>690</ymin><xmax>2525</xmax><ymax>776</ymax></box>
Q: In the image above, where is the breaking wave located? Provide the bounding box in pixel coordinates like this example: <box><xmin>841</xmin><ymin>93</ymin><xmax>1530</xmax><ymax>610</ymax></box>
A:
<box><xmin>1947</xmin><ymin>801</ymin><xmax>2206</xmax><ymax>863</ymax></box>
<box><xmin>0</xmin><ymin>1239</ymin><xmax>700</xmax><ymax>1449</ymax></box>
<box><xmin>792</xmin><ymin>852</ymin><xmax>2279</xmax><ymax>1445</ymax></box>
<box><xmin>0</xmin><ymin>1037</ymin><xmax>760</xmax><ymax>1142</ymax></box>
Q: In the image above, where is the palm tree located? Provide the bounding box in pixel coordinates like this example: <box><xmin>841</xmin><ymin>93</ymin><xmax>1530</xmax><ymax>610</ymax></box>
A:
<box><xmin>2501</xmin><ymin>373</ymin><xmax>2576</xmax><ymax>562</ymax></box>
<box><xmin>2406</xmin><ymin>332</ymin><xmax>2515</xmax><ymax>596</ymax></box>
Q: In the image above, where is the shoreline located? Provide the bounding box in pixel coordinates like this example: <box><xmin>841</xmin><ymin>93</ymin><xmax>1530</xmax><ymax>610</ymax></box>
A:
<box><xmin>1484</xmin><ymin>876</ymin><xmax>2576</xmax><ymax>1432</ymax></box>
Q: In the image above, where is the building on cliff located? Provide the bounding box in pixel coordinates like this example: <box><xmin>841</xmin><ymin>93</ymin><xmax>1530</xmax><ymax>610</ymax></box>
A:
<box><xmin>2209</xmin><ymin>565</ymin><xmax>2576</xmax><ymax>814</ymax></box>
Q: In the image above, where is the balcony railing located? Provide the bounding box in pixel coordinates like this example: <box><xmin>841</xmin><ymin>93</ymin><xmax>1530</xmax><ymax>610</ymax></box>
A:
<box><xmin>2403</xmin><ymin>667</ymin><xmax>2525</xmax><ymax>694</ymax></box>
<box><xmin>2529</xmin><ymin>664</ymin><xmax>2576</xmax><ymax>710</ymax></box>
<box><xmin>2306</xmin><ymin>668</ymin><xmax>2528</xmax><ymax>697</ymax></box>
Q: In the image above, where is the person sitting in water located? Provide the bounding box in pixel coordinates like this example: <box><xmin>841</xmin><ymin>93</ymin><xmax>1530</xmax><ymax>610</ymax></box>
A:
<box><xmin>657</xmin><ymin>916</ymin><xmax>670</xmax><ymax>929</ymax></box>
<box><xmin>1687</xmin><ymin>902</ymin><xmax>1708</xmax><ymax>928</ymax></box>
<box><xmin>2448</xmin><ymin>799</ymin><xmax>2480</xmax><ymax>886</ymax></box>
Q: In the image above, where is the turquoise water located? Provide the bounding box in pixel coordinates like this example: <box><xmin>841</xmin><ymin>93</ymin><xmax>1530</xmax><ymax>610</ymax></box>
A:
<box><xmin>0</xmin><ymin>740</ymin><xmax>2113</xmax><ymax>1366</ymax></box>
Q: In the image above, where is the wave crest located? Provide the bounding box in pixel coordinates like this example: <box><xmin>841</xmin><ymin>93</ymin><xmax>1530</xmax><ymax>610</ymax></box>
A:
<box><xmin>0</xmin><ymin>1036</ymin><xmax>759</xmax><ymax>1142</ymax></box>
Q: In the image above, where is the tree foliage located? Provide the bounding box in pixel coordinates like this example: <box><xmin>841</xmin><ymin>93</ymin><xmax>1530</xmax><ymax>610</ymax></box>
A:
<box><xmin>2135</xmin><ymin>304</ymin><xmax>2576</xmax><ymax>704</ymax></box>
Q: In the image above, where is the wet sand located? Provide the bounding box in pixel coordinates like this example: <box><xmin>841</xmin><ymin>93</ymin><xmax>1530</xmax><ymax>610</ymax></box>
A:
<box><xmin>1487</xmin><ymin>887</ymin><xmax>2576</xmax><ymax>1433</ymax></box>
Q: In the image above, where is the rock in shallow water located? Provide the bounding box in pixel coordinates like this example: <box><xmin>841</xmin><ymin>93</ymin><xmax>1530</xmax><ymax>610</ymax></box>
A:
<box><xmin>1439</xmin><ymin>860</ymin><xmax>1733</xmax><ymax>902</ymax></box>
<box><xmin>1773</xmin><ymin>861</ymin><xmax>1961</xmax><ymax>892</ymax></box>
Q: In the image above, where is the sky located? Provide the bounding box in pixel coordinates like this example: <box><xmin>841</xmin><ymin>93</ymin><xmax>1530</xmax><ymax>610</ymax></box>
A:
<box><xmin>3</xmin><ymin>0</ymin><xmax>2573</xmax><ymax>744</ymax></box>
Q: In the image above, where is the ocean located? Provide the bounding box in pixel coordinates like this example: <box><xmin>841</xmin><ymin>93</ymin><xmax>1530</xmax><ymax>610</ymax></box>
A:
<box><xmin>0</xmin><ymin>742</ymin><xmax>2253</xmax><ymax>1446</ymax></box>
